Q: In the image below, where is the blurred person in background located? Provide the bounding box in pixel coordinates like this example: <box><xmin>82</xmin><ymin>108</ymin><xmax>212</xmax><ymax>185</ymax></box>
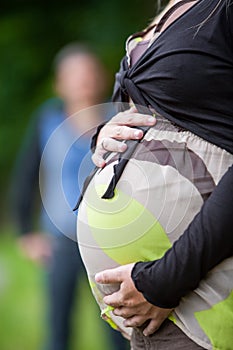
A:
<box><xmin>11</xmin><ymin>43</ymin><xmax>129</xmax><ymax>350</ymax></box>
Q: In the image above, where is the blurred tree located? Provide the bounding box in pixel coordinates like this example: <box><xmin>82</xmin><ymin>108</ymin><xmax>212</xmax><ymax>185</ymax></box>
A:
<box><xmin>0</xmin><ymin>0</ymin><xmax>156</xmax><ymax>223</ymax></box>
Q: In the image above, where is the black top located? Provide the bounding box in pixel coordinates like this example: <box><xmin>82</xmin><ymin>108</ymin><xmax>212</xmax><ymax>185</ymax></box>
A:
<box><xmin>112</xmin><ymin>0</ymin><xmax>233</xmax><ymax>154</ymax></box>
<box><xmin>109</xmin><ymin>0</ymin><xmax>233</xmax><ymax>308</ymax></box>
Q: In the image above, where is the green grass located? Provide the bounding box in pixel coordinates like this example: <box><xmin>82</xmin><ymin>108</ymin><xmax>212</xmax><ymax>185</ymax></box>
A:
<box><xmin>0</xmin><ymin>228</ymin><xmax>118</xmax><ymax>350</ymax></box>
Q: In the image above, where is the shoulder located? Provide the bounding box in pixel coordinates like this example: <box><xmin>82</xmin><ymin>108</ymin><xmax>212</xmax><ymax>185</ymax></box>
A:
<box><xmin>35</xmin><ymin>97</ymin><xmax>64</xmax><ymax>126</ymax></box>
<box><xmin>36</xmin><ymin>97</ymin><xmax>64</xmax><ymax>118</ymax></box>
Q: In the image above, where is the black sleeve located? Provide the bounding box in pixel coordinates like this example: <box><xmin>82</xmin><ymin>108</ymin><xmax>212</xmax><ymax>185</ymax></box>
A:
<box><xmin>10</xmin><ymin>117</ymin><xmax>41</xmax><ymax>234</ymax></box>
<box><xmin>132</xmin><ymin>164</ymin><xmax>233</xmax><ymax>308</ymax></box>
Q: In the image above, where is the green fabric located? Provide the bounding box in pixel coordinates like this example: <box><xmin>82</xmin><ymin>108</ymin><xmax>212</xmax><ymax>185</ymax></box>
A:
<box><xmin>195</xmin><ymin>290</ymin><xmax>233</xmax><ymax>349</ymax></box>
<box><xmin>86</xmin><ymin>185</ymin><xmax>171</xmax><ymax>264</ymax></box>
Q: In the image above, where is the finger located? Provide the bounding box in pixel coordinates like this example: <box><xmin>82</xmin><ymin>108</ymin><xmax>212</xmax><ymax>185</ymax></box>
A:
<box><xmin>101</xmin><ymin>138</ymin><xmax>127</xmax><ymax>153</ymax></box>
<box><xmin>123</xmin><ymin>315</ymin><xmax>147</xmax><ymax>328</ymax></box>
<box><xmin>95</xmin><ymin>266</ymin><xmax>124</xmax><ymax>284</ymax></box>
<box><xmin>91</xmin><ymin>154</ymin><xmax>106</xmax><ymax>168</ymax></box>
<box><xmin>92</xmin><ymin>138</ymin><xmax>127</xmax><ymax>167</ymax></box>
<box><xmin>143</xmin><ymin>319</ymin><xmax>161</xmax><ymax>336</ymax></box>
<box><xmin>103</xmin><ymin>293</ymin><xmax>124</xmax><ymax>308</ymax></box>
<box><xmin>91</xmin><ymin>143</ymin><xmax>107</xmax><ymax>167</ymax></box>
<box><xmin>113</xmin><ymin>125</ymin><xmax>143</xmax><ymax>140</ymax></box>
<box><xmin>112</xmin><ymin>113</ymin><xmax>156</xmax><ymax>127</ymax></box>
<box><xmin>104</xmin><ymin>290</ymin><xmax>145</xmax><ymax>309</ymax></box>
<box><xmin>113</xmin><ymin>306</ymin><xmax>137</xmax><ymax>319</ymax></box>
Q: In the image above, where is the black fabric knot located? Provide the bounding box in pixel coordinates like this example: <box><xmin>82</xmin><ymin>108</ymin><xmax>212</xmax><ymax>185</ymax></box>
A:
<box><xmin>117</xmin><ymin>69</ymin><xmax>150</xmax><ymax>114</ymax></box>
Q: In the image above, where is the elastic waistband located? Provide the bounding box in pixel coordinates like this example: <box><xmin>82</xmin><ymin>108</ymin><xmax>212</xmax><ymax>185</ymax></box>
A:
<box><xmin>150</xmin><ymin>113</ymin><xmax>188</xmax><ymax>133</ymax></box>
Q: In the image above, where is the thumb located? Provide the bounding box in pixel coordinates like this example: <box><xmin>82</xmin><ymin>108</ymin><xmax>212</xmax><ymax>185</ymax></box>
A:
<box><xmin>95</xmin><ymin>266</ymin><xmax>123</xmax><ymax>284</ymax></box>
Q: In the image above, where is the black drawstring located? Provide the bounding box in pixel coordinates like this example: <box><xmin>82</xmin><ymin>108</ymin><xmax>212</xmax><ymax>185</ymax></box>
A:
<box><xmin>101</xmin><ymin>138</ymin><xmax>142</xmax><ymax>199</ymax></box>
<box><xmin>73</xmin><ymin>165</ymin><xmax>100</xmax><ymax>211</ymax></box>
<box><xmin>73</xmin><ymin>124</ymin><xmax>151</xmax><ymax>210</ymax></box>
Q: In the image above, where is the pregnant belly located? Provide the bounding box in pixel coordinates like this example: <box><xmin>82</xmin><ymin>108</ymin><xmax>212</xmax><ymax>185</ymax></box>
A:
<box><xmin>76</xmin><ymin>122</ymin><xmax>220</xmax><ymax>336</ymax></box>
<box><xmin>77</xmin><ymin>130</ymin><xmax>213</xmax><ymax>273</ymax></box>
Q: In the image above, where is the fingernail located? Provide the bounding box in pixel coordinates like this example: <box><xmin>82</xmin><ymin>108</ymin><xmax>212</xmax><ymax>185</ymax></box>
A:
<box><xmin>97</xmin><ymin>160</ymin><xmax>106</xmax><ymax>168</ymax></box>
<box><xmin>134</xmin><ymin>130</ymin><xmax>142</xmax><ymax>138</ymax></box>
<box><xmin>103</xmin><ymin>297</ymin><xmax>111</xmax><ymax>305</ymax></box>
<box><xmin>148</xmin><ymin>116</ymin><xmax>156</xmax><ymax>124</ymax></box>
<box><xmin>95</xmin><ymin>273</ymin><xmax>101</xmax><ymax>282</ymax></box>
<box><xmin>119</xmin><ymin>143</ymin><xmax>127</xmax><ymax>151</ymax></box>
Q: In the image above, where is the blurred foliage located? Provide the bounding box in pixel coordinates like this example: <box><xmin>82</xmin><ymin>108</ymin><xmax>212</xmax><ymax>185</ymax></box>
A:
<box><xmin>0</xmin><ymin>231</ymin><xmax>47</xmax><ymax>349</ymax></box>
<box><xmin>0</xmin><ymin>0</ymin><xmax>157</xmax><ymax>222</ymax></box>
<box><xmin>0</xmin><ymin>229</ymin><xmax>119</xmax><ymax>350</ymax></box>
<box><xmin>0</xmin><ymin>2</ymin><xmax>159</xmax><ymax>348</ymax></box>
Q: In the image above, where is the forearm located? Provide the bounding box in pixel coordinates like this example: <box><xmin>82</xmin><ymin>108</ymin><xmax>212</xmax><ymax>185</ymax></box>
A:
<box><xmin>132</xmin><ymin>164</ymin><xmax>233</xmax><ymax>308</ymax></box>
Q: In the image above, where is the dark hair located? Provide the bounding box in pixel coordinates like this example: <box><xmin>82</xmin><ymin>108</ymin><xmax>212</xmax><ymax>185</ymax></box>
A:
<box><xmin>193</xmin><ymin>0</ymin><xmax>230</xmax><ymax>35</ymax></box>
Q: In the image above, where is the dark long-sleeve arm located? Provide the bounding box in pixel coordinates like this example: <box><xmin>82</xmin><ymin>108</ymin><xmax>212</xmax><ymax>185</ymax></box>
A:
<box><xmin>132</xmin><ymin>164</ymin><xmax>233</xmax><ymax>308</ymax></box>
